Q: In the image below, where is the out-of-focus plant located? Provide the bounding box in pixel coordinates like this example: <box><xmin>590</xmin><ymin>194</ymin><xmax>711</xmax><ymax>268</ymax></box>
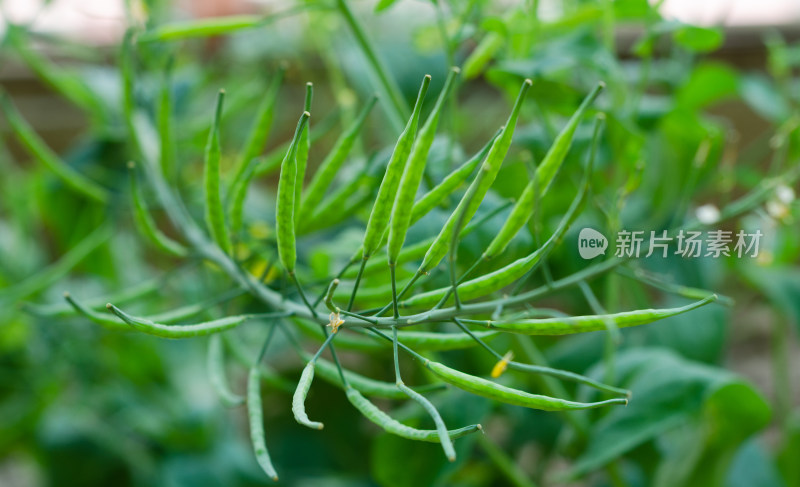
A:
<box><xmin>2</xmin><ymin>0</ymin><xmax>799</xmax><ymax>486</ymax></box>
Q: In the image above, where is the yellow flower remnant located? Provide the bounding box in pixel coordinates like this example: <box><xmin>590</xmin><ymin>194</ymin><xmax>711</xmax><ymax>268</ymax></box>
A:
<box><xmin>328</xmin><ymin>312</ymin><xmax>344</xmax><ymax>333</ymax></box>
<box><xmin>491</xmin><ymin>351</ymin><xmax>514</xmax><ymax>378</ymax></box>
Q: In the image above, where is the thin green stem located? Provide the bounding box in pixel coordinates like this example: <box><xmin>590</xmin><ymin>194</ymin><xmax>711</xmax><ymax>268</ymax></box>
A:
<box><xmin>348</xmin><ymin>258</ymin><xmax>368</xmax><ymax>312</ymax></box>
<box><xmin>290</xmin><ymin>272</ymin><xmax>318</xmax><ymax>318</ymax></box>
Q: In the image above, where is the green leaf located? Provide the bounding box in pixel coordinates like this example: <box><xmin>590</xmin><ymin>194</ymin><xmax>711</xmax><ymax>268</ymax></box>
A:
<box><xmin>570</xmin><ymin>348</ymin><xmax>770</xmax><ymax>478</ymax></box>
<box><xmin>375</xmin><ymin>0</ymin><xmax>399</xmax><ymax>12</ymax></box>
<box><xmin>675</xmin><ymin>63</ymin><xmax>739</xmax><ymax>110</ymax></box>
<box><xmin>673</xmin><ymin>26</ymin><xmax>724</xmax><ymax>53</ymax></box>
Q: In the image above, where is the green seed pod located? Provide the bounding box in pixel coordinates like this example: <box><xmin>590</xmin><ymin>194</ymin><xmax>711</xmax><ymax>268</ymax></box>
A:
<box><xmin>424</xmin><ymin>360</ymin><xmax>627</xmax><ymax>411</ymax></box>
<box><xmin>208</xmin><ymin>334</ymin><xmax>245</xmax><ymax>407</ymax></box>
<box><xmin>204</xmin><ymin>90</ymin><xmax>232</xmax><ymax>255</ymax></box>
<box><xmin>228</xmin><ymin>66</ymin><xmax>286</xmax><ymax>234</ymax></box>
<box><xmin>409</xmin><ymin>128</ymin><xmax>502</xmax><ymax>225</ymax></box>
<box><xmin>0</xmin><ymin>92</ymin><xmax>108</xmax><ymax>203</ymax></box>
<box><xmin>247</xmin><ymin>367</ymin><xmax>279</xmax><ymax>481</ymax></box>
<box><xmin>345</xmin><ymin>386</ymin><xmax>482</xmax><ymax>442</ymax></box>
<box><xmin>0</xmin><ymin>225</ymin><xmax>110</xmax><ymax>306</ymax></box>
<box><xmin>128</xmin><ymin>162</ymin><xmax>188</xmax><ymax>257</ymax></box>
<box><xmin>388</xmin><ymin>67</ymin><xmax>460</xmax><ymax>265</ymax></box>
<box><xmin>483</xmin><ymin>83</ymin><xmax>604</xmax><ymax>260</ymax></box>
<box><xmin>230</xmin><ymin>65</ymin><xmax>286</xmax><ymax>193</ymax></box>
<box><xmin>361</xmin><ymin>75</ymin><xmax>431</xmax><ymax>259</ymax></box>
<box><xmin>401</xmin><ymin>115</ymin><xmax>603</xmax><ymax>309</ymax></box>
<box><xmin>106</xmin><ymin>303</ymin><xmax>249</xmax><ymax>338</ymax></box>
<box><xmin>292</xmin><ymin>362</ymin><xmax>324</xmax><ymax>430</ymax></box>
<box><xmin>299</xmin><ymin>95</ymin><xmax>378</xmax><ymax>221</ymax></box>
<box><xmin>487</xmin><ymin>295</ymin><xmax>718</xmax><ymax>335</ymax></box>
<box><xmin>276</xmin><ymin>112</ymin><xmax>311</xmax><ymax>274</ymax></box>
<box><xmin>295</xmin><ymin>82</ymin><xmax>314</xmax><ymax>226</ymax></box>
<box><xmin>418</xmin><ymin>79</ymin><xmax>532</xmax><ymax>275</ymax></box>
<box><xmin>306</xmin><ymin>354</ymin><xmax>446</xmax><ymax>399</ymax></box>
<box><xmin>157</xmin><ymin>58</ymin><xmax>176</xmax><ymax>179</ymax></box>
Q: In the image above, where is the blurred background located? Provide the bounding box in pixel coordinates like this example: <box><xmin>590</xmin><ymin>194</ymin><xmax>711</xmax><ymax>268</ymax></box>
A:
<box><xmin>1</xmin><ymin>1</ymin><xmax>799</xmax><ymax>486</ymax></box>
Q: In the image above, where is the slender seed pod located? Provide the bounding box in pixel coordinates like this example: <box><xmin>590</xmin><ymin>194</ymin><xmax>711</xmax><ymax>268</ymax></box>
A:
<box><xmin>208</xmin><ymin>334</ymin><xmax>245</xmax><ymax>406</ymax></box>
<box><xmin>229</xmin><ymin>157</ymin><xmax>260</xmax><ymax>237</ymax></box>
<box><xmin>276</xmin><ymin>112</ymin><xmax>311</xmax><ymax>274</ymax></box>
<box><xmin>388</xmin><ymin>67</ymin><xmax>460</xmax><ymax>265</ymax></box>
<box><xmin>106</xmin><ymin>303</ymin><xmax>250</xmax><ymax>338</ymax></box>
<box><xmin>0</xmin><ymin>225</ymin><xmax>110</xmax><ymax>305</ymax></box>
<box><xmin>0</xmin><ymin>92</ymin><xmax>108</xmax><ymax>203</ymax></box>
<box><xmin>296</xmin><ymin>348</ymin><xmax>446</xmax><ymax>399</ymax></box>
<box><xmin>294</xmin><ymin>82</ymin><xmax>314</xmax><ymax>226</ymax></box>
<box><xmin>483</xmin><ymin>84</ymin><xmax>604</xmax><ymax>260</ymax></box>
<box><xmin>294</xmin><ymin>319</ymin><xmax>500</xmax><ymax>352</ymax></box>
<box><xmin>361</xmin><ymin>75</ymin><xmax>431</xmax><ymax>259</ymax></box>
<box><xmin>227</xmin><ymin>69</ymin><xmax>286</xmax><ymax>234</ymax></box>
<box><xmin>6</xmin><ymin>25</ymin><xmax>103</xmax><ymax>121</ymax></box>
<box><xmin>292</xmin><ymin>362</ymin><xmax>324</xmax><ymax>430</ymax></box>
<box><xmin>345</xmin><ymin>387</ymin><xmax>482</xmax><ymax>442</ymax></box>
<box><xmin>535</xmin><ymin>82</ymin><xmax>605</xmax><ymax>196</ymax></box>
<box><xmin>247</xmin><ymin>367</ymin><xmax>279</xmax><ymax>481</ymax></box>
<box><xmin>397</xmin><ymin>382</ymin><xmax>456</xmax><ymax>461</ymax></box>
<box><xmin>418</xmin><ymin>79</ymin><xmax>531</xmax><ymax>275</ymax></box>
<box><xmin>157</xmin><ymin>58</ymin><xmax>176</xmax><ymax>178</ymax></box>
<box><xmin>128</xmin><ymin>162</ymin><xmax>187</xmax><ymax>257</ymax></box>
<box><xmin>299</xmin><ymin>96</ymin><xmax>378</xmax><ymax>220</ymax></box>
<box><xmin>25</xmin><ymin>279</ymin><xmax>159</xmax><ymax>318</ymax></box>
<box><xmin>424</xmin><ymin>360</ymin><xmax>627</xmax><ymax>411</ymax></box>
<box><xmin>229</xmin><ymin>65</ymin><xmax>286</xmax><ymax>196</ymax></box>
<box><xmin>409</xmin><ymin>128</ymin><xmax>501</xmax><ymax>225</ymax></box>
<box><xmin>64</xmin><ymin>293</ymin><xmax>128</xmax><ymax>331</ymax></box>
<box><xmin>402</xmin><ymin>130</ymin><xmax>592</xmax><ymax>309</ymax></box>
<box><xmin>486</xmin><ymin>295</ymin><xmax>718</xmax><ymax>335</ymax></box>
<box><xmin>204</xmin><ymin>90</ymin><xmax>232</xmax><ymax>254</ymax></box>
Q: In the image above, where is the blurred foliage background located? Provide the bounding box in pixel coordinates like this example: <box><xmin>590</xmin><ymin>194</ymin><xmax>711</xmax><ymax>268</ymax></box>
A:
<box><xmin>1</xmin><ymin>0</ymin><xmax>799</xmax><ymax>486</ymax></box>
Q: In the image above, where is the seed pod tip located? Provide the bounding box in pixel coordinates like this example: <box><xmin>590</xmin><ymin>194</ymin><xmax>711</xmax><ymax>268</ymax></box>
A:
<box><xmin>424</xmin><ymin>74</ymin><xmax>432</xmax><ymax>80</ymax></box>
<box><xmin>127</xmin><ymin>160</ymin><xmax>136</xmax><ymax>169</ymax></box>
<box><xmin>106</xmin><ymin>303</ymin><xmax>113</xmax><ymax>310</ymax></box>
<box><xmin>63</xmin><ymin>291</ymin><xmax>70</xmax><ymax>298</ymax></box>
<box><xmin>524</xmin><ymin>78</ymin><xmax>532</xmax><ymax>86</ymax></box>
<box><xmin>303</xmin><ymin>111</ymin><xmax>311</xmax><ymax>118</ymax></box>
<box><xmin>451</xmin><ymin>66</ymin><xmax>461</xmax><ymax>74</ymax></box>
<box><xmin>598</xmin><ymin>80</ymin><xmax>606</xmax><ymax>89</ymax></box>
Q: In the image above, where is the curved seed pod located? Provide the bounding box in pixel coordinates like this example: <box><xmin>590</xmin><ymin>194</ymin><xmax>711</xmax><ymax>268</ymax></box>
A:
<box><xmin>361</xmin><ymin>75</ymin><xmax>431</xmax><ymax>259</ymax></box>
<box><xmin>0</xmin><ymin>92</ymin><xmax>108</xmax><ymax>203</ymax></box>
<box><xmin>157</xmin><ymin>58</ymin><xmax>176</xmax><ymax>178</ymax></box>
<box><xmin>418</xmin><ymin>79</ymin><xmax>532</xmax><ymax>274</ymax></box>
<box><xmin>106</xmin><ymin>303</ymin><xmax>249</xmax><ymax>338</ymax></box>
<box><xmin>67</xmin><ymin>290</ymin><xmax>240</xmax><ymax>328</ymax></box>
<box><xmin>208</xmin><ymin>334</ymin><xmax>245</xmax><ymax>406</ymax></box>
<box><xmin>345</xmin><ymin>387</ymin><xmax>482</xmax><ymax>442</ymax></box>
<box><xmin>487</xmin><ymin>295</ymin><xmax>718</xmax><ymax>335</ymax></box>
<box><xmin>276</xmin><ymin>112</ymin><xmax>311</xmax><ymax>274</ymax></box>
<box><xmin>409</xmin><ymin>128</ymin><xmax>501</xmax><ymax>225</ymax></box>
<box><xmin>309</xmin><ymin>354</ymin><xmax>445</xmax><ymax>399</ymax></box>
<box><xmin>292</xmin><ymin>362</ymin><xmax>324</xmax><ymax>430</ymax></box>
<box><xmin>300</xmin><ymin>96</ymin><xmax>378</xmax><ymax>220</ymax></box>
<box><xmin>25</xmin><ymin>279</ymin><xmax>159</xmax><ymax>318</ymax></box>
<box><xmin>247</xmin><ymin>367</ymin><xmax>279</xmax><ymax>481</ymax></box>
<box><xmin>128</xmin><ymin>162</ymin><xmax>187</xmax><ymax>257</ymax></box>
<box><xmin>425</xmin><ymin>360</ymin><xmax>627</xmax><ymax>411</ymax></box>
<box><xmin>64</xmin><ymin>293</ymin><xmax>128</xmax><ymax>331</ymax></box>
<box><xmin>294</xmin><ymin>82</ymin><xmax>314</xmax><ymax>226</ymax></box>
<box><xmin>388</xmin><ymin>67</ymin><xmax>460</xmax><ymax>265</ymax></box>
<box><xmin>397</xmin><ymin>381</ymin><xmax>455</xmax><ymax>461</ymax></box>
<box><xmin>204</xmin><ymin>90</ymin><xmax>232</xmax><ymax>255</ymax></box>
<box><xmin>483</xmin><ymin>84</ymin><xmax>604</xmax><ymax>260</ymax></box>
